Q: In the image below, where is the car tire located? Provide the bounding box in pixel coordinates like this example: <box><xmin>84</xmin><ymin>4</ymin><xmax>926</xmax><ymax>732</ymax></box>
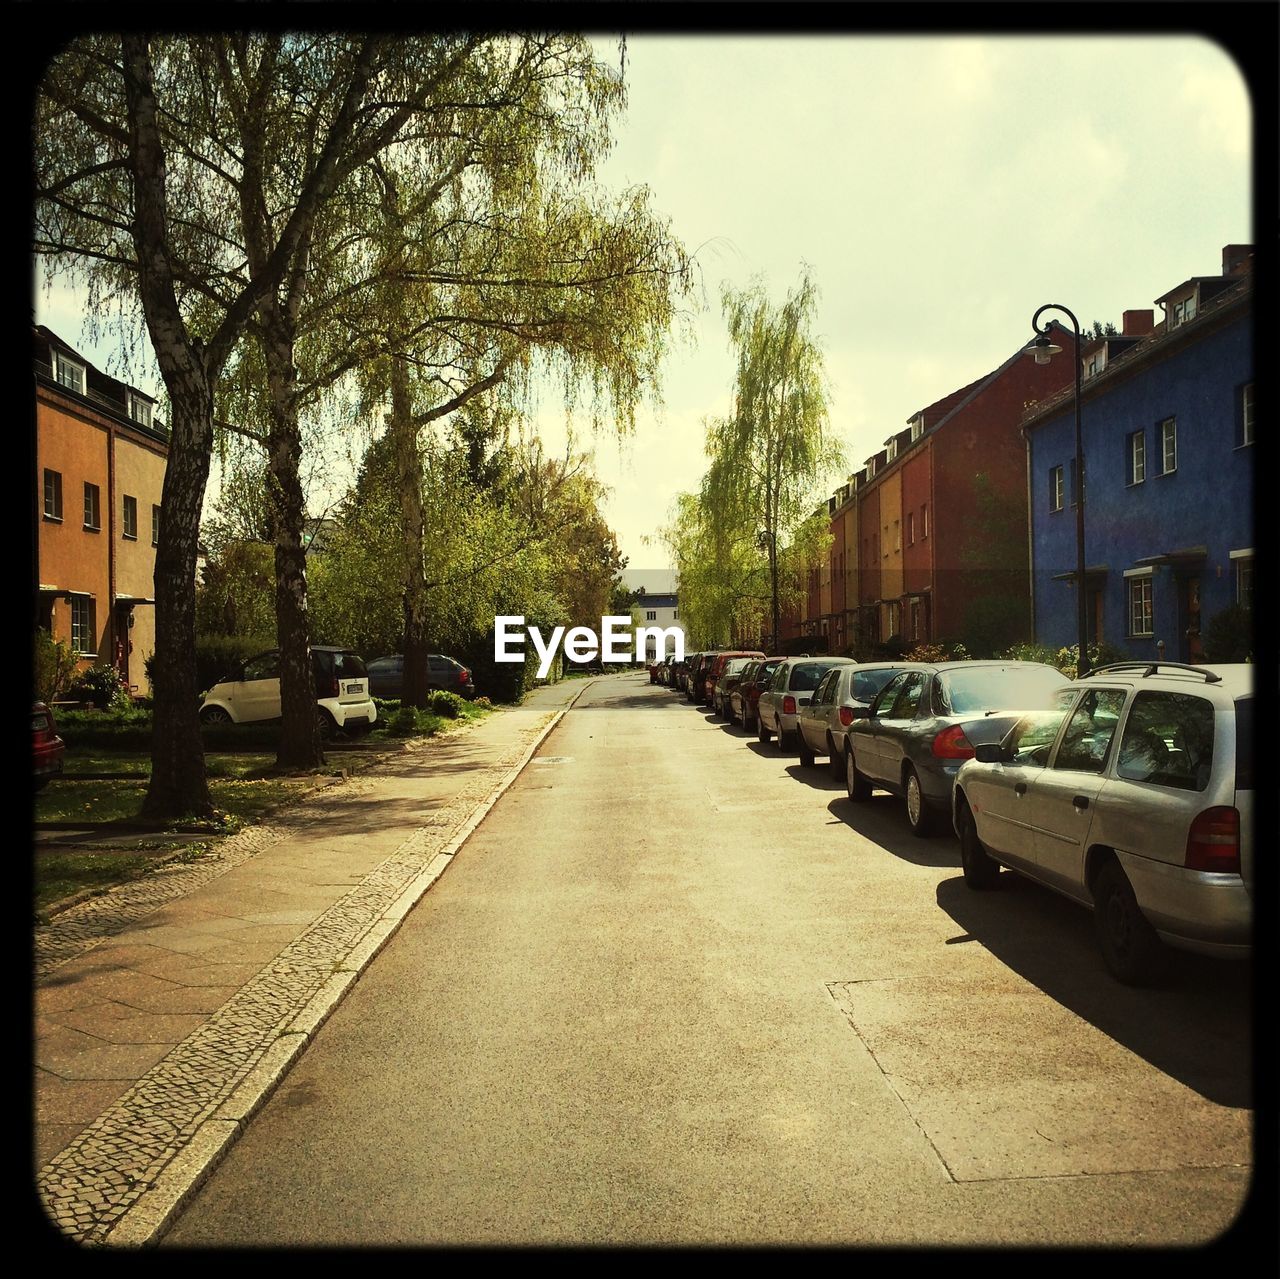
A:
<box><xmin>904</xmin><ymin>767</ymin><xmax>935</xmax><ymax>837</ymax></box>
<box><xmin>316</xmin><ymin>708</ymin><xmax>337</xmax><ymax>741</ymax></box>
<box><xmin>798</xmin><ymin>739</ymin><xmax>815</xmax><ymax>768</ymax></box>
<box><xmin>778</xmin><ymin>729</ymin><xmax>793</xmax><ymax>752</ymax></box>
<box><xmin>846</xmin><ymin>746</ymin><xmax>872</xmax><ymax>802</ymax></box>
<box><xmin>200</xmin><ymin>707</ymin><xmax>233</xmax><ymax>728</ymax></box>
<box><xmin>827</xmin><ymin>734</ymin><xmax>843</xmax><ymax>779</ymax></box>
<box><xmin>958</xmin><ymin>799</ymin><xmax>1000</xmax><ymax>889</ymax></box>
<box><xmin>1093</xmin><ymin>860</ymin><xmax>1167</xmax><ymax>986</ymax></box>
<box><xmin>757</xmin><ymin>716</ymin><xmax>771</xmax><ymax>744</ymax></box>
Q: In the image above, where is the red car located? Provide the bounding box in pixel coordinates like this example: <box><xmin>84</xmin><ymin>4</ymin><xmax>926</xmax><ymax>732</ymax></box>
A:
<box><xmin>731</xmin><ymin>657</ymin><xmax>786</xmax><ymax>729</ymax></box>
<box><xmin>33</xmin><ymin>702</ymin><xmax>65</xmax><ymax>790</ymax></box>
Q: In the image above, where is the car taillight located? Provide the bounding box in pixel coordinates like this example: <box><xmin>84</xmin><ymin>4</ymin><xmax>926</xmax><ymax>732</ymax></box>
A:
<box><xmin>458</xmin><ymin>669</ymin><xmax>468</xmax><ymax>684</ymax></box>
<box><xmin>783</xmin><ymin>695</ymin><xmax>796</xmax><ymax>715</ymax></box>
<box><xmin>932</xmin><ymin>725</ymin><xmax>975</xmax><ymax>759</ymax></box>
<box><xmin>331</xmin><ymin>677</ymin><xmax>340</xmax><ymax>695</ymax></box>
<box><xmin>1185</xmin><ymin>807</ymin><xmax>1240</xmax><ymax>874</ymax></box>
<box><xmin>839</xmin><ymin>707</ymin><xmax>854</xmax><ymax>727</ymax></box>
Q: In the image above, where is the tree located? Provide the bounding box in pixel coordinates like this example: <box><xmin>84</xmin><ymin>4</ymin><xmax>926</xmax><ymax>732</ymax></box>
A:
<box><xmin>35</xmin><ymin>34</ymin><xmax>498</xmax><ymax>813</ymax></box>
<box><xmin>707</xmin><ymin>267</ymin><xmax>843</xmax><ymax>649</ymax></box>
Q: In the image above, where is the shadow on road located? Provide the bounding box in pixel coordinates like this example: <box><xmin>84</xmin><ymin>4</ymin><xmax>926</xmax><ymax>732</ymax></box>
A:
<box><xmin>783</xmin><ymin>763</ymin><xmax>844</xmax><ymax>791</ymax></box>
<box><xmin>825</xmin><ymin>796</ymin><xmax>962</xmax><ymax>868</ymax></box>
<box><xmin>934</xmin><ymin>872</ymin><xmax>1252</xmax><ymax>1108</ymax></box>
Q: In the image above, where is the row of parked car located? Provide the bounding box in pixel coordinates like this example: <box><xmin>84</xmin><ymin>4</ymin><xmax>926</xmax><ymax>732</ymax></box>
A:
<box><xmin>650</xmin><ymin>648</ymin><xmax>1254</xmax><ymax>986</ymax></box>
<box><xmin>198</xmin><ymin>648</ymin><xmax>476</xmax><ymax>738</ymax></box>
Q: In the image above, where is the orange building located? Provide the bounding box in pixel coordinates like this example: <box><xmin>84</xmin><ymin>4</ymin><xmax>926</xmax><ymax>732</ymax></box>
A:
<box><xmin>34</xmin><ymin>326</ymin><xmax>167</xmax><ymax>695</ymax></box>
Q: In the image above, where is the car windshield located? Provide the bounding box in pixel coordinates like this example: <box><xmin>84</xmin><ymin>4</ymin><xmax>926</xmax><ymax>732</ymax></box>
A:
<box><xmin>724</xmin><ymin>659</ymin><xmax>749</xmax><ymax>676</ymax></box>
<box><xmin>938</xmin><ymin>665</ymin><xmax>1066</xmax><ymax>715</ymax></box>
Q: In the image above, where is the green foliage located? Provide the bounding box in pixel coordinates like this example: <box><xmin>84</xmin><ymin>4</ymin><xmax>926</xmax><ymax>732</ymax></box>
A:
<box><xmin>1002</xmin><ymin>640</ymin><xmax>1125</xmax><ymax>679</ymax></box>
<box><xmin>34</xmin><ymin>630</ymin><xmax>79</xmax><ymax>704</ymax></box>
<box><xmin>904</xmin><ymin>641</ymin><xmax>971</xmax><ymax>663</ymax></box>
<box><xmin>429</xmin><ymin>689</ymin><xmax>466</xmax><ymax>718</ymax></box>
<box><xmin>68</xmin><ymin>663</ymin><xmax>134</xmax><ymax>712</ymax></box>
<box><xmin>195</xmin><ymin>540</ymin><xmax>276</xmax><ymax>639</ymax></box>
<box><xmin>194</xmin><ymin>635</ymin><xmax>276</xmax><ymax>695</ymax></box>
<box><xmin>1201</xmin><ymin>605</ymin><xmax>1252</xmax><ymax>662</ymax></box>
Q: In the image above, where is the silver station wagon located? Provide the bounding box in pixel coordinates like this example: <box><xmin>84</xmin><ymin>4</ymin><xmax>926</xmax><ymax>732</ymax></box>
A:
<box><xmin>952</xmin><ymin>662</ymin><xmax>1254</xmax><ymax>985</ymax></box>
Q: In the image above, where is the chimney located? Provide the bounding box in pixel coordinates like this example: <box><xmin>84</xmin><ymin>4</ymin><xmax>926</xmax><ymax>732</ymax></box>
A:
<box><xmin>1121</xmin><ymin>309</ymin><xmax>1155</xmax><ymax>337</ymax></box>
<box><xmin>1222</xmin><ymin>244</ymin><xmax>1253</xmax><ymax>277</ymax></box>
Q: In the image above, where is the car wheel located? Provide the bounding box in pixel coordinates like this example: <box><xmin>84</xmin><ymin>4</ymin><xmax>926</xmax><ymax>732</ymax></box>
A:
<box><xmin>1093</xmin><ymin>860</ymin><xmax>1167</xmax><ymax>986</ymax></box>
<box><xmin>777</xmin><ymin>729</ymin><xmax>793</xmax><ymax>752</ymax></box>
<box><xmin>316</xmin><ymin>708</ymin><xmax>337</xmax><ymax>741</ymax></box>
<box><xmin>798</xmin><ymin>738</ymin><xmax>815</xmax><ymax>767</ymax></box>
<box><xmin>904</xmin><ymin>767</ymin><xmax>935</xmax><ymax>837</ymax></box>
<box><xmin>845</xmin><ymin>746</ymin><xmax>872</xmax><ymax>802</ymax></box>
<box><xmin>827</xmin><ymin>734</ymin><xmax>843</xmax><ymax>779</ymax></box>
<box><xmin>958</xmin><ymin>800</ymin><xmax>1000</xmax><ymax>889</ymax></box>
<box><xmin>200</xmin><ymin>707</ymin><xmax>233</xmax><ymax>728</ymax></box>
<box><xmin>757</xmin><ymin>715</ymin><xmax>771</xmax><ymax>744</ymax></box>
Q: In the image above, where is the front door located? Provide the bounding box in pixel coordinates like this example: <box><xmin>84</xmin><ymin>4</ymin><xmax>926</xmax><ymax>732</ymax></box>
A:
<box><xmin>113</xmin><ymin>604</ymin><xmax>132</xmax><ymax>690</ymax></box>
<box><xmin>1178</xmin><ymin>575</ymin><xmax>1203</xmax><ymax>663</ymax></box>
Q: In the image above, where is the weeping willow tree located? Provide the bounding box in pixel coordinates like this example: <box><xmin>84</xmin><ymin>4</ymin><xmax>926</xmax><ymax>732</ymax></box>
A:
<box><xmin>714</xmin><ymin>267</ymin><xmax>844</xmax><ymax>649</ymax></box>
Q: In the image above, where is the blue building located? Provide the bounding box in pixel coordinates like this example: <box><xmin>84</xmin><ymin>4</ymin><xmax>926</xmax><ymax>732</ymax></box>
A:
<box><xmin>1023</xmin><ymin>245</ymin><xmax>1254</xmax><ymax>664</ymax></box>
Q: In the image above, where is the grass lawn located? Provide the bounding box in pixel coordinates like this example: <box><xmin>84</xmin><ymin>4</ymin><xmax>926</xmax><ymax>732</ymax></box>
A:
<box><xmin>35</xmin><ymin>843</ymin><xmax>213</xmax><ymax>918</ymax></box>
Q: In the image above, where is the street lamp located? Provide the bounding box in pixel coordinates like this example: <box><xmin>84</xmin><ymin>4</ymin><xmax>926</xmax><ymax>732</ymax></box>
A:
<box><xmin>1028</xmin><ymin>303</ymin><xmax>1090</xmax><ymax>678</ymax></box>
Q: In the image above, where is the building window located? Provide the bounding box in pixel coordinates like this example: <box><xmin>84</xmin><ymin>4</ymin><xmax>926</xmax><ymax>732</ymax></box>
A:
<box><xmin>43</xmin><ymin>468</ymin><xmax>63</xmax><ymax>521</ymax></box>
<box><xmin>921</xmin><ymin>503</ymin><xmax>929</xmax><ymax>538</ymax></box>
<box><xmin>1231</xmin><ymin>550</ymin><xmax>1253</xmax><ymax>609</ymax></box>
<box><xmin>128</xmin><ymin>393</ymin><xmax>152</xmax><ymax>428</ymax></box>
<box><xmin>83</xmin><ymin>482</ymin><xmax>101</xmax><ymax>531</ymax></box>
<box><xmin>909</xmin><ymin>415</ymin><xmax>924</xmax><ymax>442</ymax></box>
<box><xmin>906</xmin><ymin>512</ymin><xmax>914</xmax><ymax>546</ymax></box>
<box><xmin>1238</xmin><ymin>383</ymin><xmax>1254</xmax><ymax>448</ymax></box>
<box><xmin>672</xmin><ymin>608</ymin><xmax>678</xmax><ymax>620</ymax></box>
<box><xmin>152</xmin><ymin>504</ymin><xmax>161</xmax><ymax>546</ymax></box>
<box><xmin>1127</xmin><ymin>430</ymin><xmax>1145</xmax><ymax>485</ymax></box>
<box><xmin>645</xmin><ymin>610</ymin><xmax>656</xmax><ymax>621</ymax></box>
<box><xmin>71</xmin><ymin>595</ymin><xmax>96</xmax><ymax>656</ymax></box>
<box><xmin>1126</xmin><ymin>573</ymin><xmax>1154</xmax><ymax>638</ymax></box>
<box><xmin>1158</xmin><ymin>417</ymin><xmax>1177</xmax><ymax>474</ymax></box>
<box><xmin>1171</xmin><ymin>294</ymin><xmax>1197</xmax><ymax>327</ymax></box>
<box><xmin>886</xmin><ymin>438</ymin><xmax>898</xmax><ymax>462</ymax></box>
<box><xmin>909</xmin><ymin>598</ymin><xmax>921</xmax><ymax>641</ymax></box>
<box><xmin>1085</xmin><ymin>353</ymin><xmax>1103</xmax><ymax>380</ymax></box>
<box><xmin>1050</xmin><ymin>465</ymin><xmax>1063</xmax><ymax>512</ymax></box>
<box><xmin>54</xmin><ymin>351</ymin><xmax>86</xmax><ymax>395</ymax></box>
<box><xmin>894</xmin><ymin>519</ymin><xmax>900</xmax><ymax>553</ymax></box>
<box><xmin>122</xmin><ymin>494</ymin><xmax>138</xmax><ymax>540</ymax></box>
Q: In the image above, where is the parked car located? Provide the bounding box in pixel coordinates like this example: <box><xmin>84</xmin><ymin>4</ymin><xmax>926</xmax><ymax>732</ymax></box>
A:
<box><xmin>731</xmin><ymin>657</ymin><xmax>785</xmax><ymax>729</ymax></box>
<box><xmin>364</xmin><ymin>653</ymin><xmax>476</xmax><ymax>700</ymax></box>
<box><xmin>710</xmin><ymin>656</ymin><xmax>754</xmax><ymax>718</ymax></box>
<box><xmin>756</xmin><ymin>657</ymin><xmax>854</xmax><ymax>750</ymax></box>
<box><xmin>686</xmin><ymin>651</ymin><xmax>721</xmax><ymax>703</ymax></box>
<box><xmin>845</xmin><ymin>660</ymin><xmax>1071</xmax><ymax>836</ymax></box>
<box><xmin>200</xmin><ymin>646</ymin><xmax>377</xmax><ymax>737</ymax></box>
<box><xmin>951</xmin><ymin>662</ymin><xmax>1253</xmax><ymax>984</ymax></box>
<box><xmin>33</xmin><ymin>701</ymin><xmax>65</xmax><ymax>790</ymax></box>
<box><xmin>675</xmin><ymin>653</ymin><xmax>699</xmax><ymax>695</ymax></box>
<box><xmin>796</xmin><ymin>662</ymin><xmax>911</xmax><ymax>777</ymax></box>
<box><xmin>702</xmin><ymin>649</ymin><xmax>764</xmax><ymax>706</ymax></box>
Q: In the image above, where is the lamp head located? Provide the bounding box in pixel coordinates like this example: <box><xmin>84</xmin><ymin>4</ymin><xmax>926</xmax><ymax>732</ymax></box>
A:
<box><xmin>1028</xmin><ymin>334</ymin><xmax>1062</xmax><ymax>365</ymax></box>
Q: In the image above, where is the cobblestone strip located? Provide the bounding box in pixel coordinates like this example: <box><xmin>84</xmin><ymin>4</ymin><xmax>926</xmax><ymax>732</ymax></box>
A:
<box><xmin>35</xmin><ymin>717</ymin><xmax>564</xmax><ymax>1247</ymax></box>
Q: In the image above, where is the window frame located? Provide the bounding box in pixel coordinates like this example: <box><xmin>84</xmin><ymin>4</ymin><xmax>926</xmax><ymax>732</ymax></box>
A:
<box><xmin>1230</xmin><ymin>548</ymin><xmax>1253</xmax><ymax>609</ymax></box>
<box><xmin>43</xmin><ymin>468</ymin><xmax>63</xmax><ymax>521</ymax></box>
<box><xmin>83</xmin><ymin>481</ymin><xmax>101</xmax><ymax>532</ymax></box>
<box><xmin>1125</xmin><ymin>570</ymin><xmax>1154</xmax><ymax>638</ymax></box>
<box><xmin>1238</xmin><ymin>383</ymin><xmax>1254</xmax><ymax>449</ymax></box>
<box><xmin>1127</xmin><ymin>429</ymin><xmax>1145</xmax><ymax>486</ymax></box>
<box><xmin>1158</xmin><ymin>417</ymin><xmax>1177</xmax><ymax>475</ymax></box>
<box><xmin>127</xmin><ymin>392</ymin><xmax>153</xmax><ymax>428</ymax></box>
<box><xmin>70</xmin><ymin>594</ymin><xmax>96</xmax><ymax>657</ymax></box>
<box><xmin>54</xmin><ymin>351</ymin><xmax>86</xmax><ymax>396</ymax></box>
<box><xmin>151</xmin><ymin>504</ymin><xmax>161</xmax><ymax>547</ymax></box>
<box><xmin>122</xmin><ymin>494</ymin><xmax>138</xmax><ymax>541</ymax></box>
<box><xmin>1050</xmin><ymin>465</ymin><xmax>1064</xmax><ymax>513</ymax></box>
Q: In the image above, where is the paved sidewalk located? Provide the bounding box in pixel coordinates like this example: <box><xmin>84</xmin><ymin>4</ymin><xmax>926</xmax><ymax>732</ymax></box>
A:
<box><xmin>34</xmin><ymin>678</ymin><xmax>593</xmax><ymax>1246</ymax></box>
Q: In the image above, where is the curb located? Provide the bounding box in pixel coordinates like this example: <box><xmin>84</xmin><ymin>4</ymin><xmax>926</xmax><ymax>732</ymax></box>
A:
<box><xmin>100</xmin><ymin>680</ymin><xmax>593</xmax><ymax>1248</ymax></box>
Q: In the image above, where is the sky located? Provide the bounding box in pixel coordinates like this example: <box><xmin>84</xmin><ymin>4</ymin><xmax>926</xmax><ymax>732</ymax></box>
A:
<box><xmin>34</xmin><ymin>32</ymin><xmax>1254</xmax><ymax>580</ymax></box>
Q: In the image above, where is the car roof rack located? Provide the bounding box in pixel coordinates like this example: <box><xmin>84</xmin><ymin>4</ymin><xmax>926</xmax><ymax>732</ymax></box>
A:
<box><xmin>1086</xmin><ymin>661</ymin><xmax>1221</xmax><ymax>684</ymax></box>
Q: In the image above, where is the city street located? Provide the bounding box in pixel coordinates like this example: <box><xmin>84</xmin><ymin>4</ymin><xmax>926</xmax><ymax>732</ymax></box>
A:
<box><xmin>163</xmin><ymin>672</ymin><xmax>1253</xmax><ymax>1248</ymax></box>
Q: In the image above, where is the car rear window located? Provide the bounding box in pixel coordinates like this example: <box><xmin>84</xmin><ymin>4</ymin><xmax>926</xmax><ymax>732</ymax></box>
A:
<box><xmin>1234</xmin><ymin>696</ymin><xmax>1252</xmax><ymax>791</ymax></box>
<box><xmin>1115</xmin><ymin>690</ymin><xmax>1215</xmax><ymax>791</ymax></box>
<box><xmin>724</xmin><ymin>658</ymin><xmax>749</xmax><ymax>676</ymax></box>
<box><xmin>939</xmin><ymin>665</ymin><xmax>1067</xmax><ymax>715</ymax></box>
<box><xmin>851</xmin><ymin>668</ymin><xmax>900</xmax><ymax>703</ymax></box>
<box><xmin>334</xmin><ymin>652</ymin><xmax>367</xmax><ymax>679</ymax></box>
<box><xmin>788</xmin><ymin>662</ymin><xmax>837</xmax><ymax>691</ymax></box>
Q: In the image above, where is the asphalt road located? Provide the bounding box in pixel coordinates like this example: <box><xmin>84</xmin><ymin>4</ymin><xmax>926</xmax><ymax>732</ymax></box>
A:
<box><xmin>163</xmin><ymin>672</ymin><xmax>1256</xmax><ymax>1248</ymax></box>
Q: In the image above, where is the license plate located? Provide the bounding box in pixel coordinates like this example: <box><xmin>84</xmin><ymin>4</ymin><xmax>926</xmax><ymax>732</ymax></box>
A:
<box><xmin>345</xmin><ymin>682</ymin><xmax>363</xmax><ymax>695</ymax></box>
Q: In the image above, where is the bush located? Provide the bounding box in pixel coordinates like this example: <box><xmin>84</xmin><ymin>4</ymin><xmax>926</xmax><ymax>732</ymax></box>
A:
<box><xmin>429</xmin><ymin>689</ymin><xmax>466</xmax><ymax>719</ymax></box>
<box><xmin>193</xmin><ymin>635</ymin><xmax>276</xmax><ymax>694</ymax></box>
<box><xmin>904</xmin><ymin>641</ymin><xmax>970</xmax><ymax>663</ymax></box>
<box><xmin>1002</xmin><ymin>640</ymin><xmax>1125</xmax><ymax>679</ymax></box>
<box><xmin>1201</xmin><ymin>605</ymin><xmax>1252</xmax><ymax>662</ymax></box>
<box><xmin>68</xmin><ymin>663</ymin><xmax>134</xmax><ymax>712</ymax></box>
<box><xmin>34</xmin><ymin>630</ymin><xmax>79</xmax><ymax>704</ymax></box>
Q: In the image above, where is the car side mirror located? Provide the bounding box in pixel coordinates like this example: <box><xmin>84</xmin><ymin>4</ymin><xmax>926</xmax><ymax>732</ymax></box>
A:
<box><xmin>974</xmin><ymin>743</ymin><xmax>1007</xmax><ymax>764</ymax></box>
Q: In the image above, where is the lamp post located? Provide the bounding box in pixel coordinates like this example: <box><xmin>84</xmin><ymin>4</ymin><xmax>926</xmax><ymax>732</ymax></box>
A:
<box><xmin>1029</xmin><ymin>304</ymin><xmax>1090</xmax><ymax>677</ymax></box>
